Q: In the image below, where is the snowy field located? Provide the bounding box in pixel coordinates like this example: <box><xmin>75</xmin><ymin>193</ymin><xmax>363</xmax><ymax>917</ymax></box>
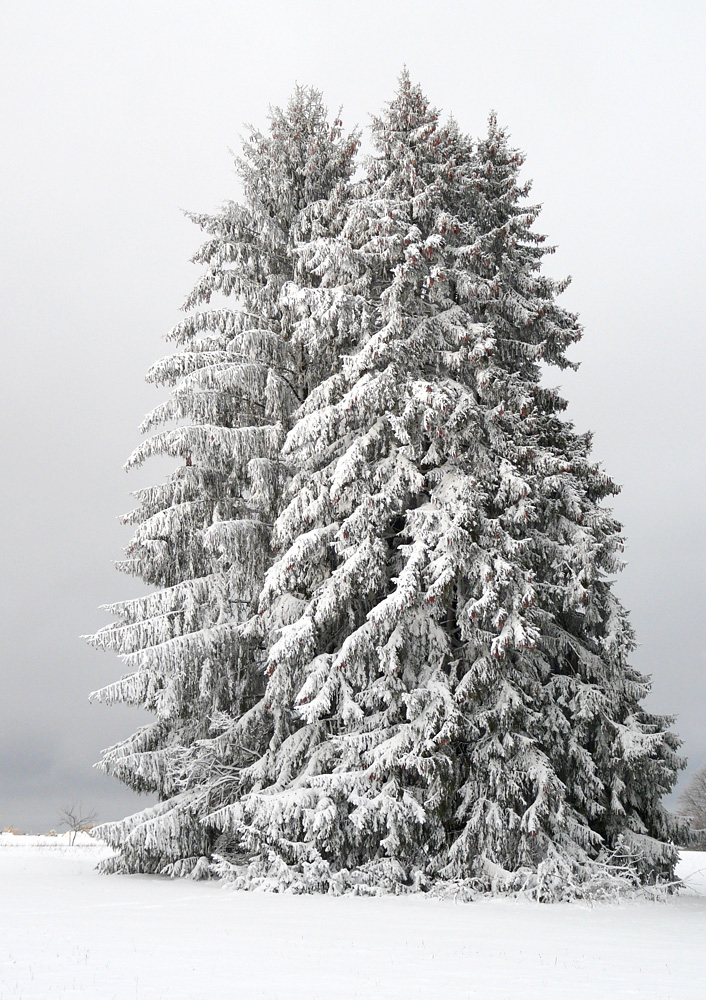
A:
<box><xmin>2</xmin><ymin>835</ymin><xmax>706</xmax><ymax>999</ymax></box>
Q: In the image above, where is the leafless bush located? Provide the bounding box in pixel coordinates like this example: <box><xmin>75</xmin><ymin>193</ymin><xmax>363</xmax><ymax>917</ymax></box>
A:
<box><xmin>58</xmin><ymin>804</ymin><xmax>98</xmax><ymax>845</ymax></box>
<box><xmin>677</xmin><ymin>766</ymin><xmax>706</xmax><ymax>848</ymax></box>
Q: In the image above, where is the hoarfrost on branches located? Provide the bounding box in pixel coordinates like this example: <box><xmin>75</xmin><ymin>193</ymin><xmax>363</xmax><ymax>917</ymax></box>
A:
<box><xmin>89</xmin><ymin>73</ymin><xmax>685</xmax><ymax>898</ymax></box>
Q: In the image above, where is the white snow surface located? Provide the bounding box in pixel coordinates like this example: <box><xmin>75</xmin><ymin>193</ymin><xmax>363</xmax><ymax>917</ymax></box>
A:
<box><xmin>2</xmin><ymin>835</ymin><xmax>706</xmax><ymax>999</ymax></box>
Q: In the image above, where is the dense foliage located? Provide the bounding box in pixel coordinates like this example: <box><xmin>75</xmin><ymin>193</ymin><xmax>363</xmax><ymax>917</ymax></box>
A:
<box><xmin>89</xmin><ymin>73</ymin><xmax>684</xmax><ymax>897</ymax></box>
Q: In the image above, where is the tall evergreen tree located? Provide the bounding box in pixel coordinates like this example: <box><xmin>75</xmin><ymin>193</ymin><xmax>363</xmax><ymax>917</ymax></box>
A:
<box><xmin>204</xmin><ymin>72</ymin><xmax>683</xmax><ymax>897</ymax></box>
<box><xmin>87</xmin><ymin>88</ymin><xmax>359</xmax><ymax>875</ymax></box>
<box><xmin>442</xmin><ymin>110</ymin><xmax>685</xmax><ymax>890</ymax></box>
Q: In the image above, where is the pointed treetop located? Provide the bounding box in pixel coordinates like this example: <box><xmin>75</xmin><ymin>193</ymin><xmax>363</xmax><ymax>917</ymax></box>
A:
<box><xmin>371</xmin><ymin>68</ymin><xmax>440</xmax><ymax>145</ymax></box>
<box><xmin>477</xmin><ymin>110</ymin><xmax>527</xmax><ymax>176</ymax></box>
<box><xmin>239</xmin><ymin>84</ymin><xmax>360</xmax><ymax>232</ymax></box>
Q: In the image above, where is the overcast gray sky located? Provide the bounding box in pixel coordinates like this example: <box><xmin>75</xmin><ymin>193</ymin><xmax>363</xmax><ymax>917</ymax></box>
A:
<box><xmin>1</xmin><ymin>0</ymin><xmax>704</xmax><ymax>832</ymax></box>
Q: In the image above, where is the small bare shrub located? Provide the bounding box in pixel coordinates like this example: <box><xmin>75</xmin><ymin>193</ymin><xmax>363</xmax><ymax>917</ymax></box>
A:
<box><xmin>58</xmin><ymin>805</ymin><xmax>98</xmax><ymax>845</ymax></box>
<box><xmin>677</xmin><ymin>765</ymin><xmax>706</xmax><ymax>849</ymax></box>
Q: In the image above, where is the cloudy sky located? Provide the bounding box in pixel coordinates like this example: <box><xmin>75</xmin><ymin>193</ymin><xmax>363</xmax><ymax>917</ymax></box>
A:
<box><xmin>1</xmin><ymin>0</ymin><xmax>704</xmax><ymax>831</ymax></box>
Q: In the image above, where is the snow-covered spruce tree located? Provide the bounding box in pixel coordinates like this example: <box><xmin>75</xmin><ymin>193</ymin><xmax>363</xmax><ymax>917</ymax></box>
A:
<box><xmin>442</xmin><ymin>108</ymin><xmax>685</xmax><ymax>893</ymax></box>
<box><xmin>205</xmin><ymin>72</ymin><xmax>683</xmax><ymax>898</ymax></box>
<box><xmin>86</xmin><ymin>88</ymin><xmax>359</xmax><ymax>875</ymax></box>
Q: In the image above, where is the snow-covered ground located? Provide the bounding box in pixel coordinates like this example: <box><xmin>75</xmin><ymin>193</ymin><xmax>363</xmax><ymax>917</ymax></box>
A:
<box><xmin>2</xmin><ymin>835</ymin><xmax>705</xmax><ymax>999</ymax></box>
